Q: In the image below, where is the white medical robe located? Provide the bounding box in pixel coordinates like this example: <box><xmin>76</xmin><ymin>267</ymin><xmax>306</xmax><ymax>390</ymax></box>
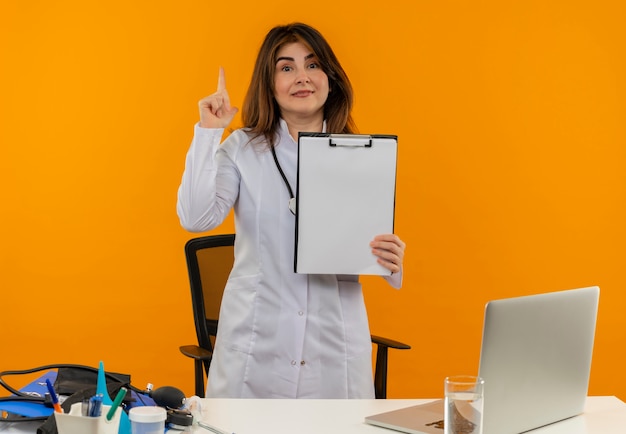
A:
<box><xmin>177</xmin><ymin>120</ymin><xmax>402</xmax><ymax>398</ymax></box>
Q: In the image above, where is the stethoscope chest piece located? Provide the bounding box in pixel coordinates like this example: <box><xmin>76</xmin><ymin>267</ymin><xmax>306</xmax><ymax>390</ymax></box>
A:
<box><xmin>288</xmin><ymin>197</ymin><xmax>296</xmax><ymax>215</ymax></box>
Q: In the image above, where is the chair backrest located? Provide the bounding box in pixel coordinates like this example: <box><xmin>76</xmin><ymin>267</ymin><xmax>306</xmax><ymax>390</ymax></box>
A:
<box><xmin>184</xmin><ymin>234</ymin><xmax>235</xmax><ymax>355</ymax></box>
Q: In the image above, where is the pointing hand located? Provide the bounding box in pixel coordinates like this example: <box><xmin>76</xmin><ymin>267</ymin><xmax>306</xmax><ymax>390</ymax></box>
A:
<box><xmin>198</xmin><ymin>67</ymin><xmax>239</xmax><ymax>129</ymax></box>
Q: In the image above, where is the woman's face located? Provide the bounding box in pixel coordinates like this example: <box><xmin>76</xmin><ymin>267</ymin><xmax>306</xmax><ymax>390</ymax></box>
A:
<box><xmin>273</xmin><ymin>42</ymin><xmax>329</xmax><ymax>122</ymax></box>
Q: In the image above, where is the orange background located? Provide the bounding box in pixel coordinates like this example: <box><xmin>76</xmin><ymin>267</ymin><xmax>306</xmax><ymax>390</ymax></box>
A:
<box><xmin>1</xmin><ymin>1</ymin><xmax>625</xmax><ymax>400</ymax></box>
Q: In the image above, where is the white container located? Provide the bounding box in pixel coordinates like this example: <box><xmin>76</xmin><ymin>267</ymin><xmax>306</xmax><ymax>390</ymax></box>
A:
<box><xmin>128</xmin><ymin>406</ymin><xmax>167</xmax><ymax>434</ymax></box>
<box><xmin>55</xmin><ymin>402</ymin><xmax>122</xmax><ymax>434</ymax></box>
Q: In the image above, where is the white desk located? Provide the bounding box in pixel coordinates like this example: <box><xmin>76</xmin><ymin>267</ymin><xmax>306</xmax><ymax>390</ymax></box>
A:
<box><xmin>1</xmin><ymin>397</ymin><xmax>625</xmax><ymax>433</ymax></box>
<box><xmin>192</xmin><ymin>396</ymin><xmax>626</xmax><ymax>434</ymax></box>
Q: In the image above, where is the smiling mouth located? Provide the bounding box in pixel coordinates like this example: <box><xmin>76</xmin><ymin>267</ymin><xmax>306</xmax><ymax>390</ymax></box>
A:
<box><xmin>292</xmin><ymin>90</ymin><xmax>313</xmax><ymax>97</ymax></box>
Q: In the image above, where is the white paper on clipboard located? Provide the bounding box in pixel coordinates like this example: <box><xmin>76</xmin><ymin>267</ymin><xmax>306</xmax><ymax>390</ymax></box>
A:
<box><xmin>294</xmin><ymin>133</ymin><xmax>398</xmax><ymax>275</ymax></box>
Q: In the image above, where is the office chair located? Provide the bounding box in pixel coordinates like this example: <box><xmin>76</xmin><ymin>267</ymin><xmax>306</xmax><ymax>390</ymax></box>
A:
<box><xmin>179</xmin><ymin>234</ymin><xmax>410</xmax><ymax>399</ymax></box>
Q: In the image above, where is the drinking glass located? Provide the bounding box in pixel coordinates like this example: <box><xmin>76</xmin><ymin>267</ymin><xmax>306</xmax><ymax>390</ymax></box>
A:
<box><xmin>444</xmin><ymin>375</ymin><xmax>484</xmax><ymax>434</ymax></box>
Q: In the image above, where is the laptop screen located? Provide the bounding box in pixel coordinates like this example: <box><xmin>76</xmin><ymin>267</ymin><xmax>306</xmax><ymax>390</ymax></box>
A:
<box><xmin>478</xmin><ymin>286</ymin><xmax>599</xmax><ymax>434</ymax></box>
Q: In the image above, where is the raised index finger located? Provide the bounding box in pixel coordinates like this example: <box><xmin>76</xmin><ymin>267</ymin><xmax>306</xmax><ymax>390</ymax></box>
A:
<box><xmin>217</xmin><ymin>66</ymin><xmax>226</xmax><ymax>92</ymax></box>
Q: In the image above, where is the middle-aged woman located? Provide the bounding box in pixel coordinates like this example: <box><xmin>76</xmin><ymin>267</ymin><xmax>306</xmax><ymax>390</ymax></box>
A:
<box><xmin>177</xmin><ymin>22</ymin><xmax>406</xmax><ymax>399</ymax></box>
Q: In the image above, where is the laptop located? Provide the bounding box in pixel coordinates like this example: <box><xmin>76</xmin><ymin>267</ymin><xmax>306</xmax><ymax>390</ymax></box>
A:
<box><xmin>365</xmin><ymin>286</ymin><xmax>600</xmax><ymax>434</ymax></box>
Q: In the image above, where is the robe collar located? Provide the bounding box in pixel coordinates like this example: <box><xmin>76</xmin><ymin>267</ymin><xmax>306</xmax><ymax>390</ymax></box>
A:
<box><xmin>278</xmin><ymin>118</ymin><xmax>327</xmax><ymax>144</ymax></box>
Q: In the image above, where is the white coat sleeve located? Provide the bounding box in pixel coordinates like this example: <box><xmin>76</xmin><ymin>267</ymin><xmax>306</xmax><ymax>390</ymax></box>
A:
<box><xmin>383</xmin><ymin>269</ymin><xmax>403</xmax><ymax>289</ymax></box>
<box><xmin>176</xmin><ymin>124</ymin><xmax>239</xmax><ymax>232</ymax></box>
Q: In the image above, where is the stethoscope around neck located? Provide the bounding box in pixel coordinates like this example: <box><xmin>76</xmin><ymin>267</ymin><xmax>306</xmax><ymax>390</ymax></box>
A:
<box><xmin>270</xmin><ymin>144</ymin><xmax>297</xmax><ymax>215</ymax></box>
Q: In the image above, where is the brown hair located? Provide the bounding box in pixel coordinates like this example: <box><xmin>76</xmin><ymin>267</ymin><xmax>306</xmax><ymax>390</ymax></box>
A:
<box><xmin>241</xmin><ymin>23</ymin><xmax>356</xmax><ymax>148</ymax></box>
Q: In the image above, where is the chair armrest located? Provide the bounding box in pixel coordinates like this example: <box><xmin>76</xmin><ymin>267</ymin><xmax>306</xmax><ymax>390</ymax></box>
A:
<box><xmin>179</xmin><ymin>345</ymin><xmax>213</xmax><ymax>398</ymax></box>
<box><xmin>179</xmin><ymin>345</ymin><xmax>213</xmax><ymax>361</ymax></box>
<box><xmin>371</xmin><ymin>335</ymin><xmax>411</xmax><ymax>399</ymax></box>
<box><xmin>371</xmin><ymin>335</ymin><xmax>411</xmax><ymax>350</ymax></box>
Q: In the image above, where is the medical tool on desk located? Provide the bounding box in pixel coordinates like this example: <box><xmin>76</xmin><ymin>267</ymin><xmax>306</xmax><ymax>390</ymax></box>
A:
<box><xmin>0</xmin><ymin>363</ymin><xmax>186</xmax><ymax>423</ymax></box>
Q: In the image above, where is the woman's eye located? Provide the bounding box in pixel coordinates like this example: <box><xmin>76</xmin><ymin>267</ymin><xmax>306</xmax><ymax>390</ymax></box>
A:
<box><xmin>308</xmin><ymin>62</ymin><xmax>319</xmax><ymax>69</ymax></box>
<box><xmin>281</xmin><ymin>65</ymin><xmax>293</xmax><ymax>72</ymax></box>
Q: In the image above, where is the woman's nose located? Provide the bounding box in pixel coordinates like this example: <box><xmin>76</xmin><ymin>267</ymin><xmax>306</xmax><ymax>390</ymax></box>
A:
<box><xmin>295</xmin><ymin>69</ymin><xmax>310</xmax><ymax>84</ymax></box>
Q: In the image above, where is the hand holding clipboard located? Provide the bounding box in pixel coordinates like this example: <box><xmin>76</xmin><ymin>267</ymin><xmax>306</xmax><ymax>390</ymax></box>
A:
<box><xmin>370</xmin><ymin>234</ymin><xmax>405</xmax><ymax>275</ymax></box>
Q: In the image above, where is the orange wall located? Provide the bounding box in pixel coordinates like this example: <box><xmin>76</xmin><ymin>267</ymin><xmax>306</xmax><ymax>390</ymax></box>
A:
<box><xmin>2</xmin><ymin>1</ymin><xmax>625</xmax><ymax>400</ymax></box>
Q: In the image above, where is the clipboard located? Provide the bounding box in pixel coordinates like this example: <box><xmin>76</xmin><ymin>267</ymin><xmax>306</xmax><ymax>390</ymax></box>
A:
<box><xmin>294</xmin><ymin>133</ymin><xmax>398</xmax><ymax>275</ymax></box>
